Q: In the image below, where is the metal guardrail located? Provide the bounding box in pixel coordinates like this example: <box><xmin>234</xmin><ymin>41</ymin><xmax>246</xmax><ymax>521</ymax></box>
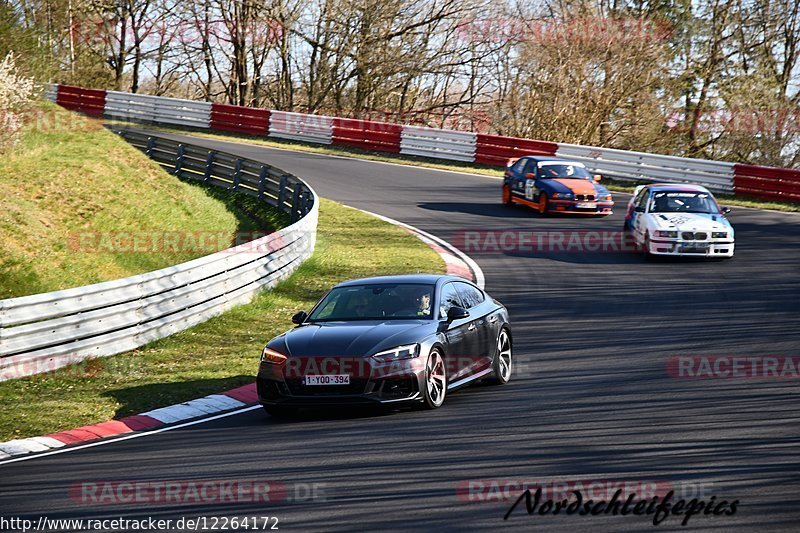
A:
<box><xmin>105</xmin><ymin>91</ymin><xmax>212</xmax><ymax>129</ymax></box>
<box><xmin>0</xmin><ymin>131</ymin><xmax>318</xmax><ymax>381</ymax></box>
<box><xmin>400</xmin><ymin>126</ymin><xmax>477</xmax><ymax>162</ymax></box>
<box><xmin>269</xmin><ymin>110</ymin><xmax>333</xmax><ymax>144</ymax></box>
<box><xmin>47</xmin><ymin>84</ymin><xmax>798</xmax><ymax>202</ymax></box>
<box><xmin>556</xmin><ymin>143</ymin><xmax>735</xmax><ymax>194</ymax></box>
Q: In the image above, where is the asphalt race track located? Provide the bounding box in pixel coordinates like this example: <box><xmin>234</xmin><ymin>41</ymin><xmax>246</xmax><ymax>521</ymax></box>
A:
<box><xmin>2</xmin><ymin>129</ymin><xmax>799</xmax><ymax>531</ymax></box>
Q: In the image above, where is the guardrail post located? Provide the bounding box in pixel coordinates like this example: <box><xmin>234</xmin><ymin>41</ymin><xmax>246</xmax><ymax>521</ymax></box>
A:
<box><xmin>277</xmin><ymin>175</ymin><xmax>289</xmax><ymax>211</ymax></box>
<box><xmin>300</xmin><ymin>191</ymin><xmax>310</xmax><ymax>216</ymax></box>
<box><xmin>204</xmin><ymin>151</ymin><xmax>215</xmax><ymax>183</ymax></box>
<box><xmin>232</xmin><ymin>159</ymin><xmax>242</xmax><ymax>190</ymax></box>
<box><xmin>146</xmin><ymin>137</ymin><xmax>155</xmax><ymax>157</ymax></box>
<box><xmin>175</xmin><ymin>144</ymin><xmax>185</xmax><ymax>175</ymax></box>
<box><xmin>291</xmin><ymin>186</ymin><xmax>302</xmax><ymax>222</ymax></box>
<box><xmin>258</xmin><ymin>166</ymin><xmax>268</xmax><ymax>198</ymax></box>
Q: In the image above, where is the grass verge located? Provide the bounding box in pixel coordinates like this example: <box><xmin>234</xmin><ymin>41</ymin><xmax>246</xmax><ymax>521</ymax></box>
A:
<box><xmin>121</xmin><ymin>120</ymin><xmax>800</xmax><ymax>214</ymax></box>
<box><xmin>0</xmin><ymin>198</ymin><xmax>445</xmax><ymax>441</ymax></box>
<box><xmin>0</xmin><ymin>101</ymin><xmax>285</xmax><ymax>299</ymax></box>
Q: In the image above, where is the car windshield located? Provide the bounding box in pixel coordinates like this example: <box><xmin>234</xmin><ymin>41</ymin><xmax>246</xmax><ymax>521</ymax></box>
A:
<box><xmin>538</xmin><ymin>163</ymin><xmax>593</xmax><ymax>179</ymax></box>
<box><xmin>650</xmin><ymin>191</ymin><xmax>718</xmax><ymax>214</ymax></box>
<box><xmin>307</xmin><ymin>283</ymin><xmax>435</xmax><ymax>321</ymax></box>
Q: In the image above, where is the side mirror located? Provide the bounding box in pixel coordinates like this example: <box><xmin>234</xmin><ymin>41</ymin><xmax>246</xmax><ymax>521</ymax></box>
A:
<box><xmin>291</xmin><ymin>311</ymin><xmax>307</xmax><ymax>325</ymax></box>
<box><xmin>525</xmin><ymin>173</ymin><xmax>536</xmax><ymax>180</ymax></box>
<box><xmin>593</xmin><ymin>174</ymin><xmax>602</xmax><ymax>182</ymax></box>
<box><xmin>721</xmin><ymin>207</ymin><xmax>731</xmax><ymax>215</ymax></box>
<box><xmin>446</xmin><ymin>306</ymin><xmax>470</xmax><ymax>323</ymax></box>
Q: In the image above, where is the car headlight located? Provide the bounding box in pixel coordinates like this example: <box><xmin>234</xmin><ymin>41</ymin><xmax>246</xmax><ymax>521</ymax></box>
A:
<box><xmin>712</xmin><ymin>232</ymin><xmax>728</xmax><ymax>239</ymax></box>
<box><xmin>551</xmin><ymin>192</ymin><xmax>573</xmax><ymax>200</ymax></box>
<box><xmin>261</xmin><ymin>347</ymin><xmax>287</xmax><ymax>364</ymax></box>
<box><xmin>603</xmin><ymin>194</ymin><xmax>612</xmax><ymax>201</ymax></box>
<box><xmin>372</xmin><ymin>344</ymin><xmax>420</xmax><ymax>362</ymax></box>
<box><xmin>654</xmin><ymin>230</ymin><xmax>678</xmax><ymax>238</ymax></box>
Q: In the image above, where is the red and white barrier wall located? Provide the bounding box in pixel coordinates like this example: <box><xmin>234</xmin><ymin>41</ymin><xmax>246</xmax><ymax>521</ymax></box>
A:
<box><xmin>733</xmin><ymin>164</ymin><xmax>800</xmax><ymax>203</ymax></box>
<box><xmin>332</xmin><ymin>118</ymin><xmax>402</xmax><ymax>153</ymax></box>
<box><xmin>46</xmin><ymin>84</ymin><xmax>800</xmax><ymax>203</ymax></box>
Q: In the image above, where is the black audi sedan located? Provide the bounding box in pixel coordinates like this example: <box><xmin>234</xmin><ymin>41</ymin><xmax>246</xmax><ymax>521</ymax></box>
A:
<box><xmin>257</xmin><ymin>274</ymin><xmax>512</xmax><ymax>416</ymax></box>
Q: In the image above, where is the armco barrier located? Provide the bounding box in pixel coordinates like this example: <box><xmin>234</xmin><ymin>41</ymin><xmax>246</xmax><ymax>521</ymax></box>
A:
<box><xmin>56</xmin><ymin>85</ymin><xmax>106</xmax><ymax>117</ymax></box>
<box><xmin>332</xmin><ymin>118</ymin><xmax>402</xmax><ymax>153</ymax></box>
<box><xmin>104</xmin><ymin>91</ymin><xmax>211</xmax><ymax>128</ymax></box>
<box><xmin>46</xmin><ymin>84</ymin><xmax>799</xmax><ymax>203</ymax></box>
<box><xmin>476</xmin><ymin>134</ymin><xmax>558</xmax><ymax>166</ymax></box>
<box><xmin>734</xmin><ymin>164</ymin><xmax>800</xmax><ymax>203</ymax></box>
<box><xmin>556</xmin><ymin>143</ymin><xmax>735</xmax><ymax>194</ymax></box>
<box><xmin>0</xmin><ymin>131</ymin><xmax>317</xmax><ymax>382</ymax></box>
<box><xmin>400</xmin><ymin>126</ymin><xmax>476</xmax><ymax>162</ymax></box>
<box><xmin>211</xmin><ymin>103</ymin><xmax>270</xmax><ymax>136</ymax></box>
<box><xmin>44</xmin><ymin>84</ymin><xmax>59</xmax><ymax>103</ymax></box>
<box><xmin>268</xmin><ymin>110</ymin><xmax>332</xmax><ymax>144</ymax></box>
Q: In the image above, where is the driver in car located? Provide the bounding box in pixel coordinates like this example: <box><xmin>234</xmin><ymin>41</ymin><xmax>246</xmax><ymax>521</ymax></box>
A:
<box><xmin>347</xmin><ymin>292</ymin><xmax>371</xmax><ymax>318</ymax></box>
<box><xmin>416</xmin><ymin>291</ymin><xmax>431</xmax><ymax>317</ymax></box>
<box><xmin>391</xmin><ymin>288</ymin><xmax>432</xmax><ymax>317</ymax></box>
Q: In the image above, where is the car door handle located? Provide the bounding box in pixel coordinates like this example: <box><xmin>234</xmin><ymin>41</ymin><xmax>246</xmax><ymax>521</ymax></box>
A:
<box><xmin>488</xmin><ymin>316</ymin><xmax>498</xmax><ymax>323</ymax></box>
<box><xmin>468</xmin><ymin>323</ymin><xmax>477</xmax><ymax>331</ymax></box>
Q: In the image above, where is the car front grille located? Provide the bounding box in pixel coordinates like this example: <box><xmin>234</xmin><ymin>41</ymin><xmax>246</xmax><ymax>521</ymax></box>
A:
<box><xmin>575</xmin><ymin>194</ymin><xmax>596</xmax><ymax>201</ymax></box>
<box><xmin>681</xmin><ymin>232</ymin><xmax>708</xmax><ymax>240</ymax></box>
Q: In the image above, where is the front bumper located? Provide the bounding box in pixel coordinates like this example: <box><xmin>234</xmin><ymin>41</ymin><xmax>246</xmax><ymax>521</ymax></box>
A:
<box><xmin>257</xmin><ymin>356</ymin><xmax>425</xmax><ymax>407</ymax></box>
<box><xmin>548</xmin><ymin>198</ymin><xmax>614</xmax><ymax>215</ymax></box>
<box><xmin>647</xmin><ymin>238</ymin><xmax>735</xmax><ymax>257</ymax></box>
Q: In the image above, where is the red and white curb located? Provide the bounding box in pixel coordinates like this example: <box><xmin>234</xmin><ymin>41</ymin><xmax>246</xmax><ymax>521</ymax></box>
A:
<box><xmin>0</xmin><ymin>384</ymin><xmax>258</xmax><ymax>460</ymax></box>
<box><xmin>358</xmin><ymin>208</ymin><xmax>485</xmax><ymax>289</ymax></box>
<box><xmin>0</xmin><ymin>211</ymin><xmax>484</xmax><ymax>462</ymax></box>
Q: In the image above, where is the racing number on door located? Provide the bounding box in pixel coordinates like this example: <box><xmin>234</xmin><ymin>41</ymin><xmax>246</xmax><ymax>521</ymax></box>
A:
<box><xmin>525</xmin><ymin>179</ymin><xmax>536</xmax><ymax>200</ymax></box>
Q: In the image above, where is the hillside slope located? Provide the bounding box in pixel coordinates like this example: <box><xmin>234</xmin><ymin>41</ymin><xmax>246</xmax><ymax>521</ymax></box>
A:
<box><xmin>0</xmin><ymin>101</ymin><xmax>283</xmax><ymax>299</ymax></box>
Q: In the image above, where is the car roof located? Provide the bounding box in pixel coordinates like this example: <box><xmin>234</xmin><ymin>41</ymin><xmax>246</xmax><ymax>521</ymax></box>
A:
<box><xmin>521</xmin><ymin>156</ymin><xmax>572</xmax><ymax>164</ymax></box>
<box><xmin>335</xmin><ymin>274</ymin><xmax>470</xmax><ymax>288</ymax></box>
<box><xmin>645</xmin><ymin>183</ymin><xmax>712</xmax><ymax>193</ymax></box>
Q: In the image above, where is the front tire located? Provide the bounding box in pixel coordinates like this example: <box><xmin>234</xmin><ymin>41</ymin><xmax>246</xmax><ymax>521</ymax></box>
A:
<box><xmin>641</xmin><ymin>234</ymin><xmax>652</xmax><ymax>257</ymax></box>
<box><xmin>491</xmin><ymin>328</ymin><xmax>512</xmax><ymax>384</ymax></box>
<box><xmin>538</xmin><ymin>193</ymin><xmax>549</xmax><ymax>215</ymax></box>
<box><xmin>422</xmin><ymin>349</ymin><xmax>447</xmax><ymax>409</ymax></box>
<box><xmin>502</xmin><ymin>184</ymin><xmax>513</xmax><ymax>206</ymax></box>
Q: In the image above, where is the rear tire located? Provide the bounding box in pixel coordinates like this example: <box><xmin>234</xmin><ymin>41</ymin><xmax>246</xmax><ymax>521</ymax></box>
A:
<box><xmin>421</xmin><ymin>349</ymin><xmax>447</xmax><ymax>409</ymax></box>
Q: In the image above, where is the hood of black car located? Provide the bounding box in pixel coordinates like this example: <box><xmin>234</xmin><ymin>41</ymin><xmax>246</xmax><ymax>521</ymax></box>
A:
<box><xmin>276</xmin><ymin>320</ymin><xmax>435</xmax><ymax>357</ymax></box>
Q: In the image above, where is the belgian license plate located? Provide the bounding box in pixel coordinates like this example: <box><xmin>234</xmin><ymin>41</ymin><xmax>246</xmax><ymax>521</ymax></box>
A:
<box><xmin>303</xmin><ymin>374</ymin><xmax>350</xmax><ymax>386</ymax></box>
<box><xmin>576</xmin><ymin>202</ymin><xmax>597</xmax><ymax>209</ymax></box>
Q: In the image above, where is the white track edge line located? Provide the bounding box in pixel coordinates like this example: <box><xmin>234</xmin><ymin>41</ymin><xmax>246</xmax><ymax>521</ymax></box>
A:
<box><xmin>356</xmin><ymin>208</ymin><xmax>486</xmax><ymax>289</ymax></box>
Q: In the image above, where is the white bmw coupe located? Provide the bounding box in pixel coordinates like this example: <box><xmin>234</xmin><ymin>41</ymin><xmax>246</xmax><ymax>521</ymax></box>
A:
<box><xmin>624</xmin><ymin>183</ymin><xmax>734</xmax><ymax>258</ymax></box>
